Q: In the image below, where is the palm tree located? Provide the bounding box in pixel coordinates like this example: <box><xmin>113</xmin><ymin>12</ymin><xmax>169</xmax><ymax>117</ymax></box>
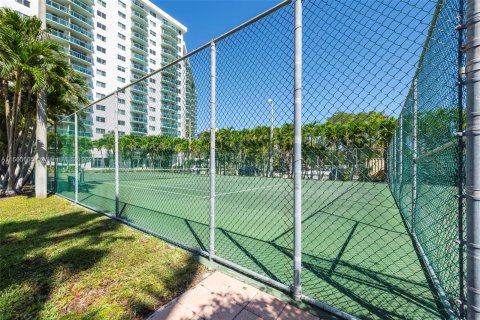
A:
<box><xmin>0</xmin><ymin>9</ymin><xmax>86</xmax><ymax>195</ymax></box>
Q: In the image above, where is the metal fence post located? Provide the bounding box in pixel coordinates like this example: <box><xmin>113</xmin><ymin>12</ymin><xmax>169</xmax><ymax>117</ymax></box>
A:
<box><xmin>399</xmin><ymin>112</ymin><xmax>403</xmax><ymax>195</ymax></box>
<box><xmin>210</xmin><ymin>41</ymin><xmax>217</xmax><ymax>261</ymax></box>
<box><xmin>466</xmin><ymin>0</ymin><xmax>480</xmax><ymax>317</ymax></box>
<box><xmin>74</xmin><ymin>113</ymin><xmax>78</xmax><ymax>203</ymax></box>
<box><xmin>293</xmin><ymin>0</ymin><xmax>303</xmax><ymax>301</ymax></box>
<box><xmin>54</xmin><ymin>123</ymin><xmax>58</xmax><ymax>193</ymax></box>
<box><xmin>412</xmin><ymin>79</ymin><xmax>418</xmax><ymax>233</ymax></box>
<box><xmin>114</xmin><ymin>93</ymin><xmax>120</xmax><ymax>217</ymax></box>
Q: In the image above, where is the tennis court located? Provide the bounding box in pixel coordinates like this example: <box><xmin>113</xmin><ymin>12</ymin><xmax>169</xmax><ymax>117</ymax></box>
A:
<box><xmin>54</xmin><ymin>170</ymin><xmax>442</xmax><ymax>319</ymax></box>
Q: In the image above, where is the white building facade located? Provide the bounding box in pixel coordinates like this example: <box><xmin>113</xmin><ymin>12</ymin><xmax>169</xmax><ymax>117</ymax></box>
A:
<box><xmin>1</xmin><ymin>0</ymin><xmax>196</xmax><ymax>140</ymax></box>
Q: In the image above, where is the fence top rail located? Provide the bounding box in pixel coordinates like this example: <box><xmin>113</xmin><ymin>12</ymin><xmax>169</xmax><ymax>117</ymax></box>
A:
<box><xmin>56</xmin><ymin>0</ymin><xmax>292</xmax><ymax>123</ymax></box>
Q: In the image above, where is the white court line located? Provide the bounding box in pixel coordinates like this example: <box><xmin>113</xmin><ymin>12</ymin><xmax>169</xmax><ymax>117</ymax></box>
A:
<box><xmin>101</xmin><ymin>181</ymin><xmax>206</xmax><ymax>198</ymax></box>
<box><xmin>215</xmin><ymin>183</ymin><xmax>289</xmax><ymax>196</ymax></box>
<box><xmin>121</xmin><ymin>179</ymin><xmax>208</xmax><ymax>192</ymax></box>
<box><xmin>100</xmin><ymin>180</ymin><xmax>287</xmax><ymax>198</ymax></box>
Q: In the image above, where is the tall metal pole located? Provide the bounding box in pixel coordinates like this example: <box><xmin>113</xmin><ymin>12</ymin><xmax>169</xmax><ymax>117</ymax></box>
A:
<box><xmin>54</xmin><ymin>123</ymin><xmax>58</xmax><ymax>193</ymax></box>
<box><xmin>466</xmin><ymin>0</ymin><xmax>480</xmax><ymax>317</ymax></box>
<box><xmin>74</xmin><ymin>113</ymin><xmax>79</xmax><ymax>203</ymax></box>
<box><xmin>268</xmin><ymin>98</ymin><xmax>274</xmax><ymax>178</ymax></box>
<box><xmin>412</xmin><ymin>79</ymin><xmax>418</xmax><ymax>232</ymax></box>
<box><xmin>209</xmin><ymin>41</ymin><xmax>217</xmax><ymax>261</ymax></box>
<box><xmin>293</xmin><ymin>0</ymin><xmax>303</xmax><ymax>301</ymax></box>
<box><xmin>399</xmin><ymin>111</ymin><xmax>403</xmax><ymax>198</ymax></box>
<box><xmin>114</xmin><ymin>94</ymin><xmax>120</xmax><ymax>217</ymax></box>
<box><xmin>457</xmin><ymin>0</ymin><xmax>466</xmax><ymax>316</ymax></box>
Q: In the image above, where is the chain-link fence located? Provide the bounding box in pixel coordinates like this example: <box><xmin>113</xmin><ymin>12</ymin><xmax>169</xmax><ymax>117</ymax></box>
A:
<box><xmin>47</xmin><ymin>0</ymin><xmax>466</xmax><ymax>318</ymax></box>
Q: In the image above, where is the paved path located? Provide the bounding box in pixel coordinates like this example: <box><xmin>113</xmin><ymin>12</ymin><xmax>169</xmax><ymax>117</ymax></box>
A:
<box><xmin>148</xmin><ymin>271</ymin><xmax>329</xmax><ymax>320</ymax></box>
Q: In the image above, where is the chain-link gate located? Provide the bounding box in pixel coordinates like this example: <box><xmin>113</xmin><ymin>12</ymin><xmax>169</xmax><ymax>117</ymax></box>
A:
<box><xmin>47</xmin><ymin>0</ymin><xmax>471</xmax><ymax>318</ymax></box>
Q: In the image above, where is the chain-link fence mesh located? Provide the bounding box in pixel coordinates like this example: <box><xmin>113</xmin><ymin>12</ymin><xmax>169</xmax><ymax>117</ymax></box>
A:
<box><xmin>46</xmin><ymin>0</ymin><xmax>465</xmax><ymax>318</ymax></box>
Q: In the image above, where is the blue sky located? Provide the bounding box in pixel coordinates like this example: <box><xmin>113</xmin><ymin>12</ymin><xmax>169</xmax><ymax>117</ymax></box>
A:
<box><xmin>152</xmin><ymin>0</ymin><xmax>279</xmax><ymax>50</ymax></box>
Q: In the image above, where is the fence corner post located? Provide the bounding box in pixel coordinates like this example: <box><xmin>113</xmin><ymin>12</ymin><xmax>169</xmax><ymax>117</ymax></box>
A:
<box><xmin>466</xmin><ymin>0</ymin><xmax>480</xmax><ymax>318</ymax></box>
<box><xmin>74</xmin><ymin>113</ymin><xmax>79</xmax><ymax>203</ymax></box>
<box><xmin>210</xmin><ymin>41</ymin><xmax>217</xmax><ymax>262</ymax></box>
<box><xmin>293</xmin><ymin>0</ymin><xmax>303</xmax><ymax>301</ymax></box>
<box><xmin>114</xmin><ymin>93</ymin><xmax>120</xmax><ymax>218</ymax></box>
<box><xmin>412</xmin><ymin>78</ymin><xmax>418</xmax><ymax>233</ymax></box>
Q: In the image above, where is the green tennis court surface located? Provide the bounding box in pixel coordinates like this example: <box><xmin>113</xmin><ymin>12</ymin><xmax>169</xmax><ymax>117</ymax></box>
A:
<box><xmin>55</xmin><ymin>171</ymin><xmax>443</xmax><ymax>319</ymax></box>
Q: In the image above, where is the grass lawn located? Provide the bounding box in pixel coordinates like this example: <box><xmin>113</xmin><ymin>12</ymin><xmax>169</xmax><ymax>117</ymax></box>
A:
<box><xmin>0</xmin><ymin>195</ymin><xmax>206</xmax><ymax>320</ymax></box>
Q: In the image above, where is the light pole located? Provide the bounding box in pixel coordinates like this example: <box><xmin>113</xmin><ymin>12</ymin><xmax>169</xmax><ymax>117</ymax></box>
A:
<box><xmin>268</xmin><ymin>98</ymin><xmax>274</xmax><ymax>177</ymax></box>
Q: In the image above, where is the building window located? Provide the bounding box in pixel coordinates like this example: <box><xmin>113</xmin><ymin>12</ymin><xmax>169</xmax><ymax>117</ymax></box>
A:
<box><xmin>150</xmin><ymin>21</ymin><xmax>156</xmax><ymax>27</ymax></box>
<box><xmin>96</xmin><ymin>81</ymin><xmax>106</xmax><ymax>88</ymax></box>
<box><xmin>96</xmin><ymin>45</ymin><xmax>106</xmax><ymax>53</ymax></box>
<box><xmin>118</xmin><ymin>22</ymin><xmax>126</xmax><ymax>30</ymax></box>
<box><xmin>96</xmin><ymin>69</ymin><xmax>106</xmax><ymax>76</ymax></box>
<box><xmin>96</xmin><ymin>93</ymin><xmax>105</xmax><ymax>99</ymax></box>
<box><xmin>118</xmin><ymin>109</ymin><xmax>126</xmax><ymax>115</ymax></box>
<box><xmin>150</xmin><ymin>40</ymin><xmax>156</xmax><ymax>46</ymax></box>
<box><xmin>150</xmin><ymin>87</ymin><xmax>156</xmax><ymax>93</ymax></box>
<box><xmin>117</xmin><ymin>65</ymin><xmax>125</xmax><ymax>72</ymax></box>
<box><xmin>117</xmin><ymin>76</ymin><xmax>125</xmax><ymax>83</ymax></box>
<box><xmin>150</xmin><ymin>97</ymin><xmax>156</xmax><ymax>103</ymax></box>
<box><xmin>98</xmin><ymin>0</ymin><xmax>106</xmax><ymax>7</ymax></box>
<box><xmin>96</xmin><ymin>116</ymin><xmax>106</xmax><ymax>123</ymax></box>
<box><xmin>149</xmin><ymin>116</ymin><xmax>155</xmax><ymax>121</ymax></box>
<box><xmin>149</xmin><ymin>59</ymin><xmax>156</xmax><ymax>65</ymax></box>
<box><xmin>149</xmin><ymin>78</ymin><xmax>156</xmax><ymax>84</ymax></box>
<box><xmin>150</xmin><ymin>30</ymin><xmax>156</xmax><ymax>36</ymax></box>
<box><xmin>96</xmin><ymin>22</ymin><xmax>106</xmax><ymax>31</ymax></box>
<box><xmin>149</xmin><ymin>126</ymin><xmax>156</xmax><ymax>131</ymax></box>
<box><xmin>118</xmin><ymin>120</ymin><xmax>125</xmax><ymax>126</ymax></box>
<box><xmin>118</xmin><ymin>98</ymin><xmax>126</xmax><ymax>104</ymax></box>
<box><xmin>117</xmin><ymin>44</ymin><xmax>126</xmax><ymax>51</ymax></box>
<box><xmin>118</xmin><ymin>11</ymin><xmax>126</xmax><ymax>19</ymax></box>
<box><xmin>96</xmin><ymin>34</ymin><xmax>106</xmax><ymax>42</ymax></box>
<box><xmin>149</xmin><ymin>107</ymin><xmax>156</xmax><ymax>112</ymax></box>
<box><xmin>96</xmin><ymin>128</ymin><xmax>105</xmax><ymax>134</ymax></box>
<box><xmin>150</xmin><ymin>11</ymin><xmax>157</xmax><ymax>18</ymax></box>
<box><xmin>16</xmin><ymin>0</ymin><xmax>30</xmax><ymax>7</ymax></box>
<box><xmin>96</xmin><ymin>10</ymin><xmax>106</xmax><ymax>19</ymax></box>
<box><xmin>118</xmin><ymin>0</ymin><xmax>126</xmax><ymax>8</ymax></box>
<box><xmin>96</xmin><ymin>105</ymin><xmax>106</xmax><ymax>111</ymax></box>
<box><xmin>118</xmin><ymin>32</ymin><xmax>126</xmax><ymax>40</ymax></box>
<box><xmin>117</xmin><ymin>55</ymin><xmax>125</xmax><ymax>62</ymax></box>
<box><xmin>149</xmin><ymin>49</ymin><xmax>156</xmax><ymax>55</ymax></box>
<box><xmin>97</xmin><ymin>57</ymin><xmax>106</xmax><ymax>64</ymax></box>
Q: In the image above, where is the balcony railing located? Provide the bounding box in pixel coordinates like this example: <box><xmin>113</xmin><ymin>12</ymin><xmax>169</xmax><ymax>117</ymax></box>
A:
<box><xmin>131</xmin><ymin>106</ymin><xmax>148</xmax><ymax>113</ymax></box>
<box><xmin>131</xmin><ymin>116</ymin><xmax>148</xmax><ymax>124</ymax></box>
<box><xmin>47</xmin><ymin>29</ymin><xmax>93</xmax><ymax>51</ymax></box>
<box><xmin>131</xmin><ymin>126</ymin><xmax>147</xmax><ymax>134</ymax></box>
<box><xmin>71</xmin><ymin>0</ymin><xmax>93</xmax><ymax>15</ymax></box>
<box><xmin>46</xmin><ymin>0</ymin><xmax>93</xmax><ymax>27</ymax></box>
<box><xmin>46</xmin><ymin>13</ymin><xmax>92</xmax><ymax>39</ymax></box>
<box><xmin>132</xmin><ymin>21</ymin><xmax>148</xmax><ymax>34</ymax></box>
<box><xmin>72</xmin><ymin>63</ymin><xmax>92</xmax><ymax>76</ymax></box>
<box><xmin>69</xmin><ymin>50</ymin><xmax>92</xmax><ymax>63</ymax></box>
<box><xmin>132</xmin><ymin>42</ymin><xmax>148</xmax><ymax>54</ymax></box>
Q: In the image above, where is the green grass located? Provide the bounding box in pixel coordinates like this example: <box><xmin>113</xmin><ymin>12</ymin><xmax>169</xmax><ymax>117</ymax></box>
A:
<box><xmin>0</xmin><ymin>196</ymin><xmax>206</xmax><ymax>320</ymax></box>
<box><xmin>54</xmin><ymin>172</ymin><xmax>445</xmax><ymax>319</ymax></box>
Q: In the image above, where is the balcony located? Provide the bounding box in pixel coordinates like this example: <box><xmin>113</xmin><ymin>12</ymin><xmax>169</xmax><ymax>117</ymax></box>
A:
<box><xmin>46</xmin><ymin>13</ymin><xmax>92</xmax><ymax>40</ymax></box>
<box><xmin>131</xmin><ymin>105</ymin><xmax>148</xmax><ymax>114</ymax></box>
<box><xmin>161</xmin><ymin>77</ymin><xmax>180</xmax><ymax>87</ymax></box>
<box><xmin>162</xmin><ymin>86</ymin><xmax>179</xmax><ymax>95</ymax></box>
<box><xmin>132</xmin><ymin>42</ymin><xmax>148</xmax><ymax>54</ymax></box>
<box><xmin>131</xmin><ymin>0</ymin><xmax>148</xmax><ymax>15</ymax></box>
<box><xmin>70</xmin><ymin>0</ymin><xmax>93</xmax><ymax>16</ymax></box>
<box><xmin>131</xmin><ymin>21</ymin><xmax>148</xmax><ymax>34</ymax></box>
<box><xmin>131</xmin><ymin>52</ymin><xmax>148</xmax><ymax>65</ymax></box>
<box><xmin>162</xmin><ymin>68</ymin><xmax>179</xmax><ymax>79</ymax></box>
<box><xmin>161</xmin><ymin>39</ymin><xmax>179</xmax><ymax>52</ymax></box>
<box><xmin>161</xmin><ymin>122</ymin><xmax>178</xmax><ymax>129</ymax></box>
<box><xmin>162</xmin><ymin>104</ymin><xmax>179</xmax><ymax>113</ymax></box>
<box><xmin>79</xmin><ymin>131</ymin><xmax>93</xmax><ymax>137</ymax></box>
<box><xmin>131</xmin><ymin>116</ymin><xmax>148</xmax><ymax>124</ymax></box>
<box><xmin>161</xmin><ymin>114</ymin><xmax>178</xmax><ymax>121</ymax></box>
<box><xmin>72</xmin><ymin>63</ymin><xmax>92</xmax><ymax>76</ymax></box>
<box><xmin>69</xmin><ymin>50</ymin><xmax>92</xmax><ymax>64</ymax></box>
<box><xmin>162</xmin><ymin>23</ymin><xmax>178</xmax><ymax>35</ymax></box>
<box><xmin>132</xmin><ymin>32</ymin><xmax>148</xmax><ymax>46</ymax></box>
<box><xmin>161</xmin><ymin>49</ymin><xmax>179</xmax><ymax>60</ymax></box>
<box><xmin>132</xmin><ymin>84</ymin><xmax>148</xmax><ymax>94</ymax></box>
<box><xmin>132</xmin><ymin>95</ymin><xmax>148</xmax><ymax>104</ymax></box>
<box><xmin>48</xmin><ymin>29</ymin><xmax>92</xmax><ymax>51</ymax></box>
<box><xmin>162</xmin><ymin>95</ymin><xmax>180</xmax><ymax>104</ymax></box>
<box><xmin>131</xmin><ymin>126</ymin><xmax>147</xmax><ymax>134</ymax></box>
<box><xmin>161</xmin><ymin>30</ymin><xmax>179</xmax><ymax>43</ymax></box>
<box><xmin>46</xmin><ymin>0</ymin><xmax>93</xmax><ymax>29</ymax></box>
<box><xmin>132</xmin><ymin>63</ymin><xmax>148</xmax><ymax>74</ymax></box>
<box><xmin>132</xmin><ymin>11</ymin><xmax>148</xmax><ymax>25</ymax></box>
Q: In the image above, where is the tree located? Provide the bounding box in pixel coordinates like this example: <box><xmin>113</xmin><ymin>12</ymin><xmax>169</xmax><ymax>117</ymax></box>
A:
<box><xmin>0</xmin><ymin>9</ymin><xmax>87</xmax><ymax>195</ymax></box>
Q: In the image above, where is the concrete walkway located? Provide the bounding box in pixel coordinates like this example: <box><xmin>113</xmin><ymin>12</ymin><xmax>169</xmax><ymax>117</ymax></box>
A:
<box><xmin>148</xmin><ymin>271</ymin><xmax>328</xmax><ymax>320</ymax></box>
